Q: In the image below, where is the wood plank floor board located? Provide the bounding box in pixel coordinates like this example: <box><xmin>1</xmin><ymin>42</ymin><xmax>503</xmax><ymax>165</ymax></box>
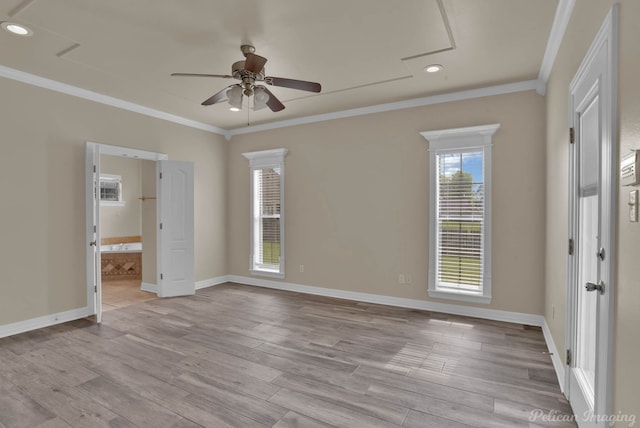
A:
<box><xmin>156</xmin><ymin>337</ymin><xmax>284</xmax><ymax>383</ymax></box>
<box><xmin>255</xmin><ymin>342</ymin><xmax>360</xmax><ymax>373</ymax></box>
<box><xmin>90</xmin><ymin>360</ymin><xmax>191</xmax><ymax>404</ymax></box>
<box><xmin>354</xmin><ymin>365</ymin><xmax>495</xmax><ymax>413</ymax></box>
<box><xmin>78</xmin><ymin>376</ymin><xmax>199</xmax><ymax>428</ymax></box>
<box><xmin>0</xmin><ymin>283</ymin><xmax>574</xmax><ymax>427</ymax></box>
<box><xmin>493</xmin><ymin>399</ymin><xmax>577</xmax><ymax>428</ymax></box>
<box><xmin>7</xmin><ymin>378</ymin><xmax>126</xmax><ymax>428</ymax></box>
<box><xmin>33</xmin><ymin>418</ymin><xmax>74</xmax><ymax>428</ymax></box>
<box><xmin>268</xmin><ymin>388</ymin><xmax>403</xmax><ymax>428</ymax></box>
<box><xmin>403</xmin><ymin>409</ymin><xmax>476</xmax><ymax>428</ymax></box>
<box><xmin>272</xmin><ymin>411</ymin><xmax>334</xmax><ymax>428</ymax></box>
<box><xmin>429</xmin><ymin>341</ymin><xmax>555</xmax><ymax>372</ymax></box>
<box><xmin>408</xmin><ymin>366</ymin><xmax>568</xmax><ymax>411</ymax></box>
<box><xmin>0</xmin><ymin>383</ymin><xmax>57</xmax><ymax>428</ymax></box>
<box><xmin>173</xmin><ymin>372</ymin><xmax>288</xmax><ymax>426</ymax></box>
<box><xmin>175</xmin><ymin>357</ymin><xmax>282</xmax><ymax>400</ymax></box>
<box><xmin>366</xmin><ymin>382</ymin><xmax>529</xmax><ymax>428</ymax></box>
<box><xmin>272</xmin><ymin>373</ymin><xmax>409</xmax><ymax>425</ymax></box>
<box><xmin>181</xmin><ymin>333</ymin><xmax>373</xmax><ymax>394</ymax></box>
<box><xmin>176</xmin><ymin>393</ymin><xmax>272</xmax><ymax>428</ymax></box>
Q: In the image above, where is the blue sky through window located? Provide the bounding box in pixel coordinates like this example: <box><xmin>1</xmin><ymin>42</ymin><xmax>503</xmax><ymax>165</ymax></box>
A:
<box><xmin>440</xmin><ymin>151</ymin><xmax>483</xmax><ymax>191</ymax></box>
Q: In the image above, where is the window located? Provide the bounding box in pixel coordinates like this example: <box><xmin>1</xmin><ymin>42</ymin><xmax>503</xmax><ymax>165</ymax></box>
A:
<box><xmin>242</xmin><ymin>148</ymin><xmax>287</xmax><ymax>278</ymax></box>
<box><xmin>421</xmin><ymin>124</ymin><xmax>499</xmax><ymax>304</ymax></box>
<box><xmin>99</xmin><ymin>174</ymin><xmax>125</xmax><ymax>206</ymax></box>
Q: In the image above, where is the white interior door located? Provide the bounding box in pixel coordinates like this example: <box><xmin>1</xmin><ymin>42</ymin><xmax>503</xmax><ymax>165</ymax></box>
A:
<box><xmin>566</xmin><ymin>7</ymin><xmax>616</xmax><ymax>427</ymax></box>
<box><xmin>85</xmin><ymin>142</ymin><xmax>102</xmax><ymax>323</ymax></box>
<box><xmin>157</xmin><ymin>160</ymin><xmax>195</xmax><ymax>297</ymax></box>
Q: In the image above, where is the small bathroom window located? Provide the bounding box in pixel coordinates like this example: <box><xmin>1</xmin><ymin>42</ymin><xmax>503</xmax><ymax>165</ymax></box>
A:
<box><xmin>100</xmin><ymin>174</ymin><xmax>125</xmax><ymax>206</ymax></box>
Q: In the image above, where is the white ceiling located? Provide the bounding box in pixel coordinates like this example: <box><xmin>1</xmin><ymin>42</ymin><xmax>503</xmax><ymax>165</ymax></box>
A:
<box><xmin>0</xmin><ymin>0</ymin><xmax>558</xmax><ymax>131</ymax></box>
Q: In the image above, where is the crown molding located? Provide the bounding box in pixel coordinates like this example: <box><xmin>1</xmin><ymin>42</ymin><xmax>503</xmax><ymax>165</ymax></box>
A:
<box><xmin>227</xmin><ymin>80</ymin><xmax>541</xmax><ymax>138</ymax></box>
<box><xmin>537</xmin><ymin>0</ymin><xmax>576</xmax><ymax>95</ymax></box>
<box><xmin>0</xmin><ymin>64</ymin><xmax>544</xmax><ymax>140</ymax></box>
<box><xmin>0</xmin><ymin>65</ymin><xmax>228</xmax><ymax>136</ymax></box>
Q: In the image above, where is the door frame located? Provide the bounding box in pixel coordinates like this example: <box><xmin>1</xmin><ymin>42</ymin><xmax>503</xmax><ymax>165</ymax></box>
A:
<box><xmin>565</xmin><ymin>4</ymin><xmax>617</xmax><ymax>423</ymax></box>
<box><xmin>85</xmin><ymin>142</ymin><xmax>168</xmax><ymax>319</ymax></box>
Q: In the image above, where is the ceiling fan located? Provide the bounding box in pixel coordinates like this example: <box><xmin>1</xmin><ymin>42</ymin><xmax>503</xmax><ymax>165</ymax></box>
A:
<box><xmin>171</xmin><ymin>45</ymin><xmax>321</xmax><ymax>112</ymax></box>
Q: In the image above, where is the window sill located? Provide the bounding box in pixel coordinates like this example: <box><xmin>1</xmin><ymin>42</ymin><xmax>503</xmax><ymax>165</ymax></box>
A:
<box><xmin>428</xmin><ymin>289</ymin><xmax>491</xmax><ymax>304</ymax></box>
<box><xmin>250</xmin><ymin>269</ymin><xmax>284</xmax><ymax>279</ymax></box>
<box><xmin>100</xmin><ymin>201</ymin><xmax>126</xmax><ymax>207</ymax></box>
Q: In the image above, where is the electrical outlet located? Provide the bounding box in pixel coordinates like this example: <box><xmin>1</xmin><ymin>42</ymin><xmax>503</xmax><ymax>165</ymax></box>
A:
<box><xmin>405</xmin><ymin>275</ymin><xmax>412</xmax><ymax>284</ymax></box>
<box><xmin>299</xmin><ymin>264</ymin><xmax>305</xmax><ymax>273</ymax></box>
<box><xmin>398</xmin><ymin>274</ymin><xmax>405</xmax><ymax>284</ymax></box>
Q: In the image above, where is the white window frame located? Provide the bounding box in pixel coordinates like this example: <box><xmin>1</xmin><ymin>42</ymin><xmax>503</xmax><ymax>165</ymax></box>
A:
<box><xmin>242</xmin><ymin>148</ymin><xmax>287</xmax><ymax>278</ymax></box>
<box><xmin>421</xmin><ymin>124</ymin><xmax>499</xmax><ymax>304</ymax></box>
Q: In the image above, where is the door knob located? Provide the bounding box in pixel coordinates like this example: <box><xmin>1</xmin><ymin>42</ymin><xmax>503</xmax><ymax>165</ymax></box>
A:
<box><xmin>89</xmin><ymin>240</ymin><xmax>97</xmax><ymax>247</ymax></box>
<box><xmin>585</xmin><ymin>281</ymin><xmax>605</xmax><ymax>294</ymax></box>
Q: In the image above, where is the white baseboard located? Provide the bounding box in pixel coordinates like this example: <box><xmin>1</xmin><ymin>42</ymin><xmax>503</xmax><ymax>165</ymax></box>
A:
<box><xmin>226</xmin><ymin>275</ymin><xmax>544</xmax><ymax>327</ymax></box>
<box><xmin>0</xmin><ymin>306</ymin><xmax>93</xmax><ymax>339</ymax></box>
<box><xmin>542</xmin><ymin>318</ymin><xmax>566</xmax><ymax>393</ymax></box>
<box><xmin>196</xmin><ymin>276</ymin><xmax>229</xmax><ymax>290</ymax></box>
<box><xmin>141</xmin><ymin>282</ymin><xmax>158</xmax><ymax>293</ymax></box>
<box><xmin>141</xmin><ymin>277</ymin><xmax>229</xmax><ymax>294</ymax></box>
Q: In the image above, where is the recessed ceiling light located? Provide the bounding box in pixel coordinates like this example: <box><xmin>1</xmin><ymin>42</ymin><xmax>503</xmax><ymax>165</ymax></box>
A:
<box><xmin>1</xmin><ymin>22</ymin><xmax>33</xmax><ymax>36</ymax></box>
<box><xmin>424</xmin><ymin>64</ymin><xmax>443</xmax><ymax>73</ymax></box>
<box><xmin>229</xmin><ymin>107</ymin><xmax>240</xmax><ymax>112</ymax></box>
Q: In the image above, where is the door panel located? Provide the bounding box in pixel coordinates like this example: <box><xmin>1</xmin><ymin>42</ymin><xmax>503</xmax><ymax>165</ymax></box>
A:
<box><xmin>566</xmin><ymin>6</ymin><xmax>617</xmax><ymax>427</ymax></box>
<box><xmin>85</xmin><ymin>142</ymin><xmax>102</xmax><ymax>323</ymax></box>
<box><xmin>157</xmin><ymin>160</ymin><xmax>195</xmax><ymax>297</ymax></box>
<box><xmin>573</xmin><ymin>93</ymin><xmax>600</xmax><ymax>411</ymax></box>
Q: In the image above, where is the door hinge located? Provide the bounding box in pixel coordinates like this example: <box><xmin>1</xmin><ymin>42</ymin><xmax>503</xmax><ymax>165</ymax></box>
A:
<box><xmin>94</xmin><ymin>285</ymin><xmax>97</xmax><ymax>293</ymax></box>
<box><xmin>160</xmin><ymin>273</ymin><xmax>164</xmax><ymax>280</ymax></box>
<box><xmin>566</xmin><ymin>349</ymin><xmax>572</xmax><ymax>365</ymax></box>
<box><xmin>568</xmin><ymin>238</ymin><xmax>574</xmax><ymax>255</ymax></box>
<box><xmin>569</xmin><ymin>127</ymin><xmax>575</xmax><ymax>144</ymax></box>
<box><xmin>93</xmin><ymin>165</ymin><xmax>97</xmax><ymax>173</ymax></box>
<box><xmin>159</xmin><ymin>172</ymin><xmax>163</xmax><ymax>179</ymax></box>
<box><xmin>159</xmin><ymin>222</ymin><xmax>163</xmax><ymax>230</ymax></box>
<box><xmin>93</xmin><ymin>225</ymin><xmax>97</xmax><ymax>233</ymax></box>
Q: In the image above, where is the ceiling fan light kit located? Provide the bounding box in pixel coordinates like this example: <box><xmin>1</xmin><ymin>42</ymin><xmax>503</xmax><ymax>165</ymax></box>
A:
<box><xmin>171</xmin><ymin>45</ymin><xmax>321</xmax><ymax>114</ymax></box>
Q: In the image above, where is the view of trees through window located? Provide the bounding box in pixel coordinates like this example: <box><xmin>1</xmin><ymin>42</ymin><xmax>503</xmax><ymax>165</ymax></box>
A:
<box><xmin>256</xmin><ymin>167</ymin><xmax>281</xmax><ymax>267</ymax></box>
<box><xmin>437</xmin><ymin>151</ymin><xmax>484</xmax><ymax>287</ymax></box>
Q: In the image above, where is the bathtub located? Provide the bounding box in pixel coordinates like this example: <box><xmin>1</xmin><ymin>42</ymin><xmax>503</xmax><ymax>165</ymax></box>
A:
<box><xmin>101</xmin><ymin>242</ymin><xmax>143</xmax><ymax>280</ymax></box>
<box><xmin>100</xmin><ymin>242</ymin><xmax>142</xmax><ymax>253</ymax></box>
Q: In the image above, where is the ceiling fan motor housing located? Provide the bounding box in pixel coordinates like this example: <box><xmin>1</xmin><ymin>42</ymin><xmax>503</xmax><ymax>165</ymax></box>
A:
<box><xmin>232</xmin><ymin>60</ymin><xmax>265</xmax><ymax>80</ymax></box>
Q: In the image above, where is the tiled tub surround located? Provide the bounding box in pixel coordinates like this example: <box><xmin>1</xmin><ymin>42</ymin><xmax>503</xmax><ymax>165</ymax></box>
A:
<box><xmin>100</xmin><ymin>236</ymin><xmax>142</xmax><ymax>281</ymax></box>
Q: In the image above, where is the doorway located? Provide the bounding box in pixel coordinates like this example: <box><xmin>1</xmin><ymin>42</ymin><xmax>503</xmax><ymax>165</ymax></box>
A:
<box><xmin>86</xmin><ymin>142</ymin><xmax>195</xmax><ymax>323</ymax></box>
<box><xmin>99</xmin><ymin>154</ymin><xmax>156</xmax><ymax>311</ymax></box>
<box><xmin>566</xmin><ymin>6</ymin><xmax>617</xmax><ymax>427</ymax></box>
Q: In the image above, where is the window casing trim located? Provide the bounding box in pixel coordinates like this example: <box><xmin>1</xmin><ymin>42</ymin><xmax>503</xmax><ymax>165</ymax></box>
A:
<box><xmin>421</xmin><ymin>124</ymin><xmax>499</xmax><ymax>304</ymax></box>
<box><xmin>242</xmin><ymin>148</ymin><xmax>287</xmax><ymax>278</ymax></box>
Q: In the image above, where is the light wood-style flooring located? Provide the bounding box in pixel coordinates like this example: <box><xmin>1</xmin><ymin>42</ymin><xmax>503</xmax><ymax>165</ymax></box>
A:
<box><xmin>101</xmin><ymin>279</ymin><xmax>156</xmax><ymax>312</ymax></box>
<box><xmin>0</xmin><ymin>283</ymin><xmax>575</xmax><ymax>427</ymax></box>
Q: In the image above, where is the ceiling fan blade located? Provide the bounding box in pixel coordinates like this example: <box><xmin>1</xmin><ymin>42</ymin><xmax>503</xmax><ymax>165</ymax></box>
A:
<box><xmin>259</xmin><ymin>86</ymin><xmax>285</xmax><ymax>112</ymax></box>
<box><xmin>244</xmin><ymin>53</ymin><xmax>268</xmax><ymax>74</ymax></box>
<box><xmin>201</xmin><ymin>85</ymin><xmax>234</xmax><ymax>106</ymax></box>
<box><xmin>171</xmin><ymin>73</ymin><xmax>233</xmax><ymax>79</ymax></box>
<box><xmin>266</xmin><ymin>77</ymin><xmax>321</xmax><ymax>93</ymax></box>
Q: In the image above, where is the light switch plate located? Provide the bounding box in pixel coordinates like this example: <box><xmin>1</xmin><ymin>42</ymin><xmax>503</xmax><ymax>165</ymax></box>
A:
<box><xmin>630</xmin><ymin>190</ymin><xmax>638</xmax><ymax>222</ymax></box>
